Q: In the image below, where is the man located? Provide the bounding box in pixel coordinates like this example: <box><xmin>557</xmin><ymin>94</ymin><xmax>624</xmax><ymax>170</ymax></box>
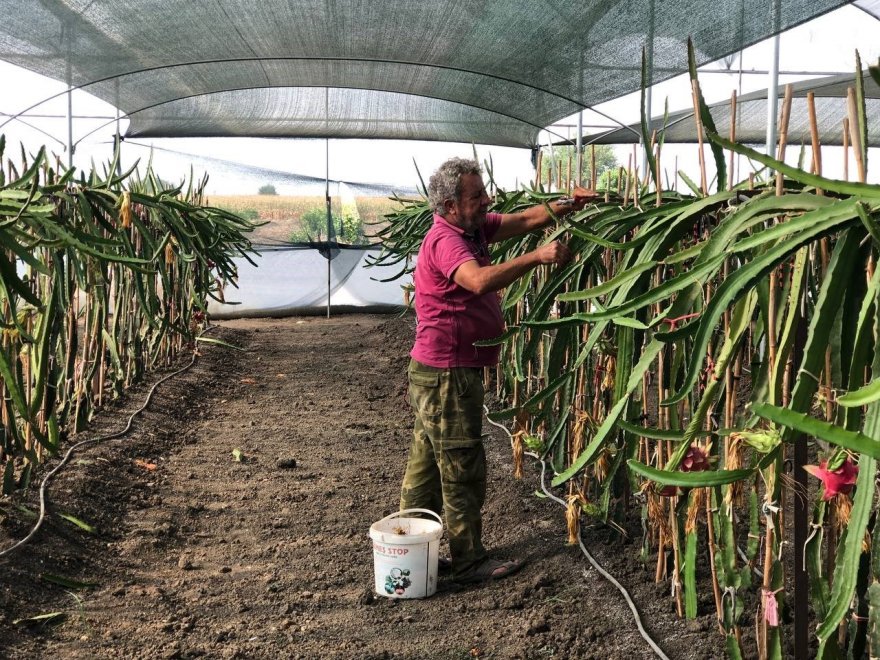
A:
<box><xmin>400</xmin><ymin>157</ymin><xmax>598</xmax><ymax>583</ymax></box>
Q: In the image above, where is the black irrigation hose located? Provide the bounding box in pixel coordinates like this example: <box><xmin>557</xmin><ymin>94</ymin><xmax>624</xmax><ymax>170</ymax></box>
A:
<box><xmin>0</xmin><ymin>327</ymin><xmax>215</xmax><ymax>560</ymax></box>
<box><xmin>484</xmin><ymin>407</ymin><xmax>671</xmax><ymax>660</ymax></box>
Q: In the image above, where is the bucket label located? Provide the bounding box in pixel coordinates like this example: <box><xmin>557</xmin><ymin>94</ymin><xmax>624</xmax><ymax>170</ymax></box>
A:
<box><xmin>374</xmin><ymin>544</ymin><xmax>409</xmax><ymax>557</ymax></box>
<box><xmin>372</xmin><ymin>539</ymin><xmax>436</xmax><ymax>599</ymax></box>
<box><xmin>382</xmin><ymin>567</ymin><xmax>412</xmax><ymax>596</ymax></box>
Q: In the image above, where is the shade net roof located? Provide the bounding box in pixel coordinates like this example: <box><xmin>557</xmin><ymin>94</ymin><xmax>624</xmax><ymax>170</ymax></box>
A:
<box><xmin>575</xmin><ymin>70</ymin><xmax>880</xmax><ymax>147</ymax></box>
<box><xmin>0</xmin><ymin>0</ymin><xmax>850</xmax><ymax>148</ymax></box>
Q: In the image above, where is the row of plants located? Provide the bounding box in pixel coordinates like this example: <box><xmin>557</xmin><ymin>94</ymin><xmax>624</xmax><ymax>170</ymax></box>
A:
<box><xmin>372</xmin><ymin>52</ymin><xmax>880</xmax><ymax>658</ymax></box>
<box><xmin>0</xmin><ymin>137</ymin><xmax>257</xmax><ymax>494</ymax></box>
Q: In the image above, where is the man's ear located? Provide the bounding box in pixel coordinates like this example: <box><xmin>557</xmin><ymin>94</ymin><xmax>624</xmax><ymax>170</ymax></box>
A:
<box><xmin>442</xmin><ymin>198</ymin><xmax>457</xmax><ymax>216</ymax></box>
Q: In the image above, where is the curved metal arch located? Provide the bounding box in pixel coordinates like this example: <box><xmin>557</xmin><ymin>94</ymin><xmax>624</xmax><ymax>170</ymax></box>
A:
<box><xmin>73</xmin><ymin>84</ymin><xmax>574</xmax><ymax>148</ymax></box>
<box><xmin>118</xmin><ymin>84</ymin><xmax>570</xmax><ymax>145</ymax></box>
<box><xmin>2</xmin><ymin>55</ymin><xmax>636</xmax><ymax>139</ymax></box>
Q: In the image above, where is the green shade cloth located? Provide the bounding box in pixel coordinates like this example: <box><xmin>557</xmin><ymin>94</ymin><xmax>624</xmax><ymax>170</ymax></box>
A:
<box><xmin>0</xmin><ymin>0</ymin><xmax>849</xmax><ymax>147</ymax></box>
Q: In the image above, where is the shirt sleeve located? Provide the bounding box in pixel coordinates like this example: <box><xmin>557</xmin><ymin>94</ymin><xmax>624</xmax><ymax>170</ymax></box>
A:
<box><xmin>432</xmin><ymin>232</ymin><xmax>478</xmax><ymax>281</ymax></box>
<box><xmin>483</xmin><ymin>213</ymin><xmax>503</xmax><ymax>241</ymax></box>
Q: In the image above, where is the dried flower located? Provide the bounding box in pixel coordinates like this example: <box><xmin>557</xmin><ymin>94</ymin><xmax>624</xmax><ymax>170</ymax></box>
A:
<box><xmin>803</xmin><ymin>457</ymin><xmax>858</xmax><ymax>501</ymax></box>
<box><xmin>565</xmin><ymin>492</ymin><xmax>585</xmax><ymax>545</ymax></box>
<box><xmin>511</xmin><ymin>430</ymin><xmax>524</xmax><ymax>480</ymax></box>
<box><xmin>120</xmin><ymin>190</ymin><xmax>132</xmax><ymax>228</ymax></box>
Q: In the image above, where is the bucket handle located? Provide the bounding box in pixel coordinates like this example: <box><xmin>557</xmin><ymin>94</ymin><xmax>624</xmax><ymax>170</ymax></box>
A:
<box><xmin>377</xmin><ymin>508</ymin><xmax>443</xmax><ymax>527</ymax></box>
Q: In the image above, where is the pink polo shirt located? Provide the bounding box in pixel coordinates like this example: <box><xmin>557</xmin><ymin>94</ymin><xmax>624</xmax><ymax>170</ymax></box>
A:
<box><xmin>410</xmin><ymin>213</ymin><xmax>505</xmax><ymax>368</ymax></box>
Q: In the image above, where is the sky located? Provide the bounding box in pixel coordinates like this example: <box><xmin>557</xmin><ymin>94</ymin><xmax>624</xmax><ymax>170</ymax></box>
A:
<box><xmin>2</xmin><ymin>4</ymin><xmax>880</xmax><ymax>195</ymax></box>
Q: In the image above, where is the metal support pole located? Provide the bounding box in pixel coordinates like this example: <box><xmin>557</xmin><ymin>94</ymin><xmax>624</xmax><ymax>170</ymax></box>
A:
<box><xmin>766</xmin><ymin>35</ymin><xmax>780</xmax><ymax>158</ymax></box>
<box><xmin>641</xmin><ymin>0</ymin><xmax>655</xmax><ymax>177</ymax></box>
<box><xmin>766</xmin><ymin>0</ymin><xmax>781</xmax><ymax>160</ymax></box>
<box><xmin>114</xmin><ymin>79</ymin><xmax>121</xmax><ymax>175</ymax></box>
<box><xmin>326</xmin><ymin>138</ymin><xmax>331</xmax><ymax>319</ymax></box>
<box><xmin>66</xmin><ymin>87</ymin><xmax>74</xmax><ymax>169</ymax></box>
<box><xmin>65</xmin><ymin>31</ymin><xmax>74</xmax><ymax>170</ymax></box>
<box><xmin>576</xmin><ymin>111</ymin><xmax>583</xmax><ymax>186</ymax></box>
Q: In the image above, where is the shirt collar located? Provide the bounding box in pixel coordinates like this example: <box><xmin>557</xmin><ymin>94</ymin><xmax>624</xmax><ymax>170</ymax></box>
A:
<box><xmin>433</xmin><ymin>213</ymin><xmax>465</xmax><ymax>235</ymax></box>
<box><xmin>434</xmin><ymin>213</ymin><xmax>479</xmax><ymax>240</ymax></box>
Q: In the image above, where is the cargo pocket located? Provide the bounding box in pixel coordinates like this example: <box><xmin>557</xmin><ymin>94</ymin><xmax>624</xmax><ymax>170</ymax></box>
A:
<box><xmin>408</xmin><ymin>363</ymin><xmax>441</xmax><ymax>421</ymax></box>
<box><xmin>438</xmin><ymin>437</ymin><xmax>486</xmax><ymax>485</ymax></box>
<box><xmin>452</xmin><ymin>368</ymin><xmax>484</xmax><ymax>441</ymax></box>
<box><xmin>438</xmin><ymin>437</ymin><xmax>487</xmax><ymax>513</ymax></box>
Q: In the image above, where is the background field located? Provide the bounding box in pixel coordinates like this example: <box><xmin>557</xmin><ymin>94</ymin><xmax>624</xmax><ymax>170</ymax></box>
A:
<box><xmin>209</xmin><ymin>194</ymin><xmax>405</xmax><ymax>245</ymax></box>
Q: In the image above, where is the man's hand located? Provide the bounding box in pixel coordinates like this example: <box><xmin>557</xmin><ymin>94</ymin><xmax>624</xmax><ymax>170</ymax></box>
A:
<box><xmin>534</xmin><ymin>240</ymin><xmax>572</xmax><ymax>266</ymax></box>
<box><xmin>570</xmin><ymin>186</ymin><xmax>601</xmax><ymax>211</ymax></box>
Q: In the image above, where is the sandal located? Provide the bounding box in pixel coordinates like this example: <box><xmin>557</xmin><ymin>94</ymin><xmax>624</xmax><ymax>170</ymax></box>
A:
<box><xmin>453</xmin><ymin>558</ymin><xmax>524</xmax><ymax>584</ymax></box>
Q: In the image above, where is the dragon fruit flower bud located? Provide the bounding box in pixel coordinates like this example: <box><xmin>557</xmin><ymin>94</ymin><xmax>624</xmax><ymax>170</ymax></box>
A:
<box><xmin>680</xmin><ymin>444</ymin><xmax>709</xmax><ymax>472</ymax></box>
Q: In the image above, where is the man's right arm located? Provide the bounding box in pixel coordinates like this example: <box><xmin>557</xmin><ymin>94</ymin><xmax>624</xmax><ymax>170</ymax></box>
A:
<box><xmin>452</xmin><ymin>241</ymin><xmax>571</xmax><ymax>295</ymax></box>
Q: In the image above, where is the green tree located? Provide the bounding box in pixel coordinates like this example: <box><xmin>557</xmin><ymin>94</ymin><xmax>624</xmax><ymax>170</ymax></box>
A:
<box><xmin>289</xmin><ymin>206</ymin><xmax>365</xmax><ymax>245</ymax></box>
<box><xmin>258</xmin><ymin>183</ymin><xmax>277</xmax><ymax>195</ymax></box>
<box><xmin>538</xmin><ymin>145</ymin><xmax>617</xmax><ymax>190</ymax></box>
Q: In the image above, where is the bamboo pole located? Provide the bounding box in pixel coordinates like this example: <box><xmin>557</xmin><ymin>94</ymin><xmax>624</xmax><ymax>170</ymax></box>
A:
<box><xmin>774</xmin><ymin>85</ymin><xmax>793</xmax><ymax>196</ymax></box>
<box><xmin>807</xmin><ymin>92</ymin><xmax>823</xmax><ymax>196</ymax></box>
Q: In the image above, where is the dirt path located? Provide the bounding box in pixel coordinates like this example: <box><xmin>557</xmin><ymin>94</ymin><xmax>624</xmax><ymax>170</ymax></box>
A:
<box><xmin>1</xmin><ymin>314</ymin><xmax>723</xmax><ymax>659</ymax></box>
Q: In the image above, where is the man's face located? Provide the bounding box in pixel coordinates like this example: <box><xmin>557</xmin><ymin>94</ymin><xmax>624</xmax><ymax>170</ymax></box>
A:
<box><xmin>444</xmin><ymin>173</ymin><xmax>490</xmax><ymax>234</ymax></box>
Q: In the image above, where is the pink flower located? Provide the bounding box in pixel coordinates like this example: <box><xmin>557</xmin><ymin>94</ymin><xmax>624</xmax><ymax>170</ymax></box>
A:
<box><xmin>658</xmin><ymin>445</ymin><xmax>709</xmax><ymax>497</ymax></box>
<box><xmin>803</xmin><ymin>457</ymin><xmax>858</xmax><ymax>501</ymax></box>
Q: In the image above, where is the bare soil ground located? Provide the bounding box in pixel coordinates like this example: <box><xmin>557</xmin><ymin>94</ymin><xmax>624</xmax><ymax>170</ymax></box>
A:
<box><xmin>1</xmin><ymin>314</ymin><xmax>725</xmax><ymax>659</ymax></box>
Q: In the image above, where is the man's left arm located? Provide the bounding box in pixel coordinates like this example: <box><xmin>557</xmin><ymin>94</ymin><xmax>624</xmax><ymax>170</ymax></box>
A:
<box><xmin>490</xmin><ymin>186</ymin><xmax>600</xmax><ymax>243</ymax></box>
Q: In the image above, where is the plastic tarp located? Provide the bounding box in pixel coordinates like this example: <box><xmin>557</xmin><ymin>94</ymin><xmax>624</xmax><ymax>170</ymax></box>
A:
<box><xmin>573</xmin><ymin>70</ymin><xmax>880</xmax><ymax>147</ymax></box>
<box><xmin>207</xmin><ymin>246</ymin><xmax>409</xmax><ymax>318</ymax></box>
<box><xmin>0</xmin><ymin>0</ymin><xmax>850</xmax><ymax>148</ymax></box>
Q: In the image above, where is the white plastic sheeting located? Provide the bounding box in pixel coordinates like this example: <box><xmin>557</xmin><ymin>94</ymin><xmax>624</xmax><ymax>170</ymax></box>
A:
<box><xmin>207</xmin><ymin>246</ymin><xmax>409</xmax><ymax>319</ymax></box>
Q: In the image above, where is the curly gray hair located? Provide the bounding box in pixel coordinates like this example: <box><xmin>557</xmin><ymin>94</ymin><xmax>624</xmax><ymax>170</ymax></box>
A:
<box><xmin>427</xmin><ymin>157</ymin><xmax>482</xmax><ymax>216</ymax></box>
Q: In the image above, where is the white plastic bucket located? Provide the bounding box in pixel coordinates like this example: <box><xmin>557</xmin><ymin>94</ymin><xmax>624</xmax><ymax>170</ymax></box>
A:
<box><xmin>369</xmin><ymin>508</ymin><xmax>443</xmax><ymax>599</ymax></box>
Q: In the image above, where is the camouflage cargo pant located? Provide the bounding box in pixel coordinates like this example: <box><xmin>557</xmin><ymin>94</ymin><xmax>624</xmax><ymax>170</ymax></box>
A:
<box><xmin>400</xmin><ymin>359</ymin><xmax>487</xmax><ymax>576</ymax></box>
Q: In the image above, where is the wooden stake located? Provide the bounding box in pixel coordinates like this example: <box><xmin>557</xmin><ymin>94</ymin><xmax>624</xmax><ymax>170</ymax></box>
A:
<box><xmin>774</xmin><ymin>84</ymin><xmax>793</xmax><ymax>198</ymax></box>
<box><xmin>806</xmin><ymin>92</ymin><xmax>823</xmax><ymax>195</ymax></box>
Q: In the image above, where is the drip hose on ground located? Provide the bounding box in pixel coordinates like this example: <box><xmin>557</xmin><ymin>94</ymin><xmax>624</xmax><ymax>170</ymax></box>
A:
<box><xmin>0</xmin><ymin>327</ymin><xmax>216</xmax><ymax>559</ymax></box>
<box><xmin>484</xmin><ymin>408</ymin><xmax>671</xmax><ymax>660</ymax></box>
